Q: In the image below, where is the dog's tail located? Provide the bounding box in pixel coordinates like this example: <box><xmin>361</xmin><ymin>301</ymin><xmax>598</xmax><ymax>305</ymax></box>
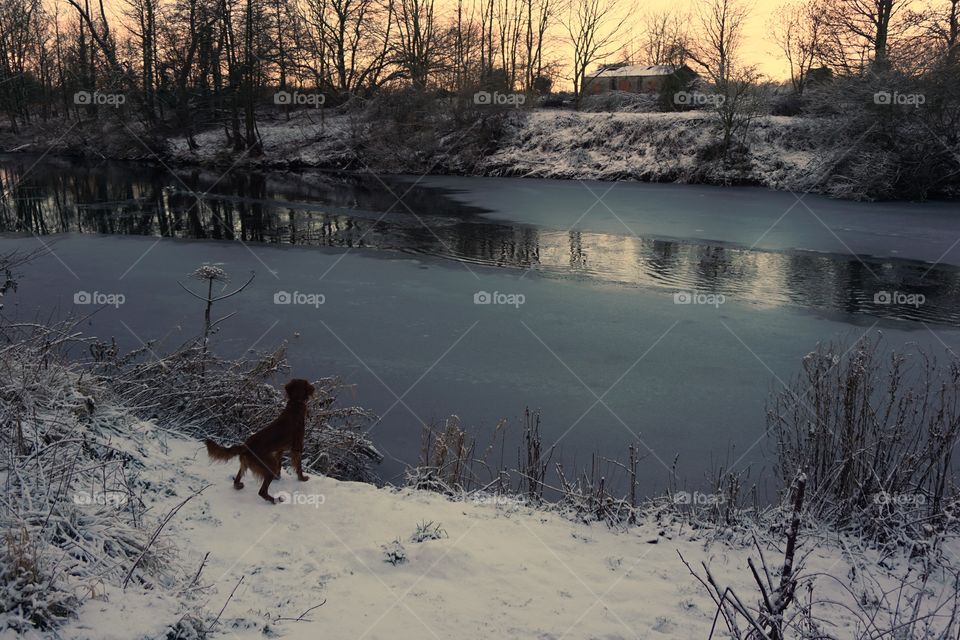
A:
<box><xmin>205</xmin><ymin>439</ymin><xmax>245</xmax><ymax>462</ymax></box>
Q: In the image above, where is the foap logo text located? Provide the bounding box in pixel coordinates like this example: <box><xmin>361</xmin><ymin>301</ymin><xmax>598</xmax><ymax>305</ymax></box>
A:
<box><xmin>74</xmin><ymin>290</ymin><xmax>126</xmax><ymax>308</ymax></box>
<box><xmin>673</xmin><ymin>491</ymin><xmax>727</xmax><ymax>505</ymax></box>
<box><xmin>74</xmin><ymin>91</ymin><xmax>126</xmax><ymax>107</ymax></box>
<box><xmin>473</xmin><ymin>290</ymin><xmax>526</xmax><ymax>308</ymax></box>
<box><xmin>874</xmin><ymin>290</ymin><xmax>925</xmax><ymax>308</ymax></box>
<box><xmin>274</xmin><ymin>490</ymin><xmax>326</xmax><ymax>507</ymax></box>
<box><xmin>673</xmin><ymin>290</ymin><xmax>725</xmax><ymax>308</ymax></box>
<box><xmin>874</xmin><ymin>91</ymin><xmax>925</xmax><ymax>106</ymax></box>
<box><xmin>274</xmin><ymin>291</ymin><xmax>326</xmax><ymax>308</ymax></box>
<box><xmin>674</xmin><ymin>91</ymin><xmax>725</xmax><ymax>106</ymax></box>
<box><xmin>474</xmin><ymin>91</ymin><xmax>526</xmax><ymax>107</ymax></box>
<box><xmin>73</xmin><ymin>490</ymin><xmax>129</xmax><ymax>507</ymax></box>
<box><xmin>274</xmin><ymin>90</ymin><xmax>326</xmax><ymax>107</ymax></box>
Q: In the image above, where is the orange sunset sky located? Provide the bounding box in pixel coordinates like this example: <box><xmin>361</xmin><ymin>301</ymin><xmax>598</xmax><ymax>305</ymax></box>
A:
<box><xmin>86</xmin><ymin>0</ymin><xmax>935</xmax><ymax>84</ymax></box>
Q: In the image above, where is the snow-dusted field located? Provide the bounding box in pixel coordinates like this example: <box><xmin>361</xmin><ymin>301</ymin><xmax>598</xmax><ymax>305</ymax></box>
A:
<box><xmin>165</xmin><ymin>108</ymin><xmax>823</xmax><ymax>192</ymax></box>
<box><xmin>1</xmin><ymin>342</ymin><xmax>958</xmax><ymax>640</ymax></box>
<box><xmin>37</xmin><ymin>420</ymin><xmax>959</xmax><ymax>640</ymax></box>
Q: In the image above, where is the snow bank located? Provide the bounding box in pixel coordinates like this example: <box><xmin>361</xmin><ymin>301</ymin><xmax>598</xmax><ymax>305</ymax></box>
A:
<box><xmin>2</xmin><ymin>331</ymin><xmax>958</xmax><ymax>639</ymax></box>
<box><xmin>54</xmin><ymin>425</ymin><xmax>960</xmax><ymax>640</ymax></box>
<box><xmin>164</xmin><ymin>108</ymin><xmax>824</xmax><ymax>195</ymax></box>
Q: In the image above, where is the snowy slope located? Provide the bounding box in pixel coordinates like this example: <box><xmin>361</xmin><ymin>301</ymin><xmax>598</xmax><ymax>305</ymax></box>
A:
<box><xmin>164</xmin><ymin>108</ymin><xmax>822</xmax><ymax>194</ymax></box>
<box><xmin>42</xmin><ymin>422</ymin><xmax>959</xmax><ymax>640</ymax></box>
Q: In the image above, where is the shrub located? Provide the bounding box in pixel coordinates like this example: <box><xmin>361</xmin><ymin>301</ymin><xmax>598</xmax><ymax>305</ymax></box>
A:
<box><xmin>767</xmin><ymin>332</ymin><xmax>960</xmax><ymax>544</ymax></box>
<box><xmin>410</xmin><ymin>521</ymin><xmax>447</xmax><ymax>543</ymax></box>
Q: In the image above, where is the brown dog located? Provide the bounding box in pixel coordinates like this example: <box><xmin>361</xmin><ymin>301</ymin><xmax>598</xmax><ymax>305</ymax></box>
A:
<box><xmin>205</xmin><ymin>378</ymin><xmax>316</xmax><ymax>503</ymax></box>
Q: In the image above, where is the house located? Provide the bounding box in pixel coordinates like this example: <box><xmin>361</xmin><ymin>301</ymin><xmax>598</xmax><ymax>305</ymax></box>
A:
<box><xmin>584</xmin><ymin>64</ymin><xmax>697</xmax><ymax>95</ymax></box>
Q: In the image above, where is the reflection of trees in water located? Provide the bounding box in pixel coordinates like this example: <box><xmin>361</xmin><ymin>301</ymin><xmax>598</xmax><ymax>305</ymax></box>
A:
<box><xmin>645</xmin><ymin>240</ymin><xmax>681</xmax><ymax>279</ymax></box>
<box><xmin>569</xmin><ymin>231</ymin><xmax>586</xmax><ymax>270</ymax></box>
<box><xmin>3</xmin><ymin>157</ymin><xmax>960</xmax><ymax>324</ymax></box>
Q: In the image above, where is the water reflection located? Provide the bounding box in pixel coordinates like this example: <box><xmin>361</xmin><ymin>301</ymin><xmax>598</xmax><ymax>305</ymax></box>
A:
<box><xmin>2</xmin><ymin>155</ymin><xmax>958</xmax><ymax>325</ymax></box>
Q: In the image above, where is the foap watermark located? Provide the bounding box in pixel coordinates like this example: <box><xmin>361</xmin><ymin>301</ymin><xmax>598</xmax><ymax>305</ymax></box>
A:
<box><xmin>673</xmin><ymin>491</ymin><xmax>727</xmax><ymax>505</ymax></box>
<box><xmin>473</xmin><ymin>90</ymin><xmax>526</xmax><ymax>107</ymax></box>
<box><xmin>73</xmin><ymin>490</ymin><xmax>128</xmax><ymax>507</ymax></box>
<box><xmin>470</xmin><ymin>494</ymin><xmax>527</xmax><ymax>506</ymax></box>
<box><xmin>274</xmin><ymin>90</ymin><xmax>326</xmax><ymax>107</ymax></box>
<box><xmin>673</xmin><ymin>290</ymin><xmax>725</xmax><ymax>308</ymax></box>
<box><xmin>74</xmin><ymin>290</ymin><xmax>126</xmax><ymax>308</ymax></box>
<box><xmin>274</xmin><ymin>490</ymin><xmax>326</xmax><ymax>507</ymax></box>
<box><xmin>873</xmin><ymin>491</ymin><xmax>927</xmax><ymax>506</ymax></box>
<box><xmin>674</xmin><ymin>91</ymin><xmax>725</xmax><ymax>107</ymax></box>
<box><xmin>874</xmin><ymin>91</ymin><xmax>925</xmax><ymax>106</ymax></box>
<box><xmin>274</xmin><ymin>290</ymin><xmax>325</xmax><ymax>308</ymax></box>
<box><xmin>474</xmin><ymin>290</ymin><xmax>525</xmax><ymax>308</ymax></box>
<box><xmin>74</xmin><ymin>91</ymin><xmax>126</xmax><ymax>107</ymax></box>
<box><xmin>874</xmin><ymin>290</ymin><xmax>925</xmax><ymax>308</ymax></box>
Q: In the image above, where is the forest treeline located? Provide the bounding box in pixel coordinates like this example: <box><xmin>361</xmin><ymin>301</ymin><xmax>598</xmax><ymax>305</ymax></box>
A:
<box><xmin>0</xmin><ymin>0</ymin><xmax>957</xmax><ymax>199</ymax></box>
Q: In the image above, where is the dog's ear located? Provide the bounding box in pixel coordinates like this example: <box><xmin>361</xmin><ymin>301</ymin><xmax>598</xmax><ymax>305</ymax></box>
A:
<box><xmin>285</xmin><ymin>379</ymin><xmax>315</xmax><ymax>401</ymax></box>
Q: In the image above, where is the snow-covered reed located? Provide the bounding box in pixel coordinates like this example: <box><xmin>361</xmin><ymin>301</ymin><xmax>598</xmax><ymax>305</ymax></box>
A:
<box><xmin>0</xmin><ymin>321</ymin><xmax>205</xmax><ymax>635</ymax></box>
<box><xmin>90</xmin><ymin>339</ymin><xmax>380</xmax><ymax>483</ymax></box>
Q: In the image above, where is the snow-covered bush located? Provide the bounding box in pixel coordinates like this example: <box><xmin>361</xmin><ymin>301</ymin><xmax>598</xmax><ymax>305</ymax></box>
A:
<box><xmin>799</xmin><ymin>70</ymin><xmax>960</xmax><ymax>201</ymax></box>
<box><xmin>410</xmin><ymin>521</ymin><xmax>447</xmax><ymax>543</ymax></box>
<box><xmin>91</xmin><ymin>340</ymin><xmax>380</xmax><ymax>482</ymax></box>
<box><xmin>768</xmin><ymin>332</ymin><xmax>960</xmax><ymax>545</ymax></box>
<box><xmin>0</xmin><ymin>322</ymin><xmax>205</xmax><ymax>634</ymax></box>
<box><xmin>579</xmin><ymin>91</ymin><xmax>660</xmax><ymax>113</ymax></box>
<box><xmin>381</xmin><ymin>539</ymin><xmax>407</xmax><ymax>566</ymax></box>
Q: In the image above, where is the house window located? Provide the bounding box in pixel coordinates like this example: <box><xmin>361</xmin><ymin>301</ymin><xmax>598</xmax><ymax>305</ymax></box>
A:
<box><xmin>611</xmin><ymin>78</ymin><xmax>616</xmax><ymax>91</ymax></box>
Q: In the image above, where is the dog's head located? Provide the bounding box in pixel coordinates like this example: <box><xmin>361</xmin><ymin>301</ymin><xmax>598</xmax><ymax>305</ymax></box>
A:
<box><xmin>285</xmin><ymin>378</ymin><xmax>316</xmax><ymax>402</ymax></box>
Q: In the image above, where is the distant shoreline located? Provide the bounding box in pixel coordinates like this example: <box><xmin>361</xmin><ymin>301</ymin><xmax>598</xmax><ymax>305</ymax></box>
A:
<box><xmin>2</xmin><ymin>108</ymin><xmax>958</xmax><ymax>202</ymax></box>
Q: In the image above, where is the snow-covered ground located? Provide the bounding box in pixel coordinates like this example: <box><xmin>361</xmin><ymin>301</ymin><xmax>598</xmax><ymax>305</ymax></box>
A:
<box><xmin>163</xmin><ymin>108</ymin><xmax>823</xmax><ymax>192</ymax></box>
<box><xmin>167</xmin><ymin>112</ymin><xmax>357</xmax><ymax>168</ymax></box>
<box><xmin>0</xmin><ymin>106</ymin><xmax>913</xmax><ymax>198</ymax></box>
<box><xmin>26</xmin><ymin>414</ymin><xmax>957</xmax><ymax>640</ymax></box>
<box><xmin>477</xmin><ymin>110</ymin><xmax>819</xmax><ymax>190</ymax></box>
<box><xmin>2</xmin><ymin>343</ymin><xmax>958</xmax><ymax>639</ymax></box>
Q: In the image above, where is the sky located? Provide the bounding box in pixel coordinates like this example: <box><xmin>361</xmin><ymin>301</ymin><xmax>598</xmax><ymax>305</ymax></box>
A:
<box><xmin>89</xmin><ymin>0</ymin><xmax>795</xmax><ymax>82</ymax></box>
<box><xmin>635</xmin><ymin>0</ymin><xmax>791</xmax><ymax>79</ymax></box>
<box><xmin>89</xmin><ymin>0</ymin><xmax>934</xmax><ymax>85</ymax></box>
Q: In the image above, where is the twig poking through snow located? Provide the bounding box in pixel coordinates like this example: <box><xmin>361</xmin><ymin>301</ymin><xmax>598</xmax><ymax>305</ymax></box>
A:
<box><xmin>273</xmin><ymin>601</ymin><xmax>327</xmax><ymax>624</ymax></box>
<box><xmin>122</xmin><ymin>484</ymin><xmax>211</xmax><ymax>590</ymax></box>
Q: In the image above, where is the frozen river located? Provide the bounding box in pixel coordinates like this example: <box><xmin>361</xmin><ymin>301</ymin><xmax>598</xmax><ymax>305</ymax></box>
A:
<box><xmin>2</xmin><ymin>155</ymin><xmax>958</xmax><ymax>494</ymax></box>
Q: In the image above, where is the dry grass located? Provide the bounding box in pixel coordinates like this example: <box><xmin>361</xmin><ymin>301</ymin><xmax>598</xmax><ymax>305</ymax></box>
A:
<box><xmin>767</xmin><ymin>332</ymin><xmax>960</xmax><ymax>545</ymax></box>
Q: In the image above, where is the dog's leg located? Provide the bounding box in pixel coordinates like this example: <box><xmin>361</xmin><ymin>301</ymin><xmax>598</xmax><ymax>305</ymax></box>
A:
<box><xmin>272</xmin><ymin>453</ymin><xmax>282</xmax><ymax>480</ymax></box>
<box><xmin>258</xmin><ymin>474</ymin><xmax>276</xmax><ymax>503</ymax></box>
<box><xmin>292</xmin><ymin>448</ymin><xmax>309</xmax><ymax>481</ymax></box>
<box><xmin>234</xmin><ymin>458</ymin><xmax>247</xmax><ymax>489</ymax></box>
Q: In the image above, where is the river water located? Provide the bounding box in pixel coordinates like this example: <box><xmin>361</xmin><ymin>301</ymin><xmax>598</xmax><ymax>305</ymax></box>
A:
<box><xmin>2</xmin><ymin>154</ymin><xmax>958</xmax><ymax>495</ymax></box>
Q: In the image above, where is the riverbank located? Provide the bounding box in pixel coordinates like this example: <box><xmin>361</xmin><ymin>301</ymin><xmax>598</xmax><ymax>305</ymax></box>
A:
<box><xmin>1</xmin><ymin>107</ymin><xmax>939</xmax><ymax>201</ymax></box>
<box><xmin>3</xmin><ymin>328</ymin><xmax>959</xmax><ymax>639</ymax></box>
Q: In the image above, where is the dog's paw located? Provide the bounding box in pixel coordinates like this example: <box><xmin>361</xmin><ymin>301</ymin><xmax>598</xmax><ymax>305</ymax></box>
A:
<box><xmin>298</xmin><ymin>474</ymin><xmax>310</xmax><ymax>482</ymax></box>
<box><xmin>233</xmin><ymin>482</ymin><xmax>244</xmax><ymax>490</ymax></box>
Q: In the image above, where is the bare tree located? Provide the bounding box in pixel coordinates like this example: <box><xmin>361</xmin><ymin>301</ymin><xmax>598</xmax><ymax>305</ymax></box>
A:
<box><xmin>122</xmin><ymin>0</ymin><xmax>160</xmax><ymax>120</ymax></box>
<box><xmin>0</xmin><ymin>0</ymin><xmax>50</xmax><ymax>128</ymax></box>
<box><xmin>819</xmin><ymin>0</ymin><xmax>911</xmax><ymax>73</ymax></box>
<box><xmin>687</xmin><ymin>0</ymin><xmax>762</xmax><ymax>156</ymax></box>
<box><xmin>715</xmin><ymin>66</ymin><xmax>764</xmax><ymax>153</ymax></box>
<box><xmin>686</xmin><ymin>0</ymin><xmax>749</xmax><ymax>86</ymax></box>
<box><xmin>914</xmin><ymin>0</ymin><xmax>960</xmax><ymax>65</ymax></box>
<box><xmin>522</xmin><ymin>0</ymin><xmax>554</xmax><ymax>91</ymax></box>
<box><xmin>566</xmin><ymin>0</ymin><xmax>626</xmax><ymax>107</ymax></box>
<box><xmin>639</xmin><ymin>9</ymin><xmax>688</xmax><ymax>66</ymax></box>
<box><xmin>391</xmin><ymin>0</ymin><xmax>438</xmax><ymax>88</ymax></box>
<box><xmin>772</xmin><ymin>0</ymin><xmax>826</xmax><ymax>94</ymax></box>
<box><xmin>300</xmin><ymin>0</ymin><xmax>392</xmax><ymax>94</ymax></box>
